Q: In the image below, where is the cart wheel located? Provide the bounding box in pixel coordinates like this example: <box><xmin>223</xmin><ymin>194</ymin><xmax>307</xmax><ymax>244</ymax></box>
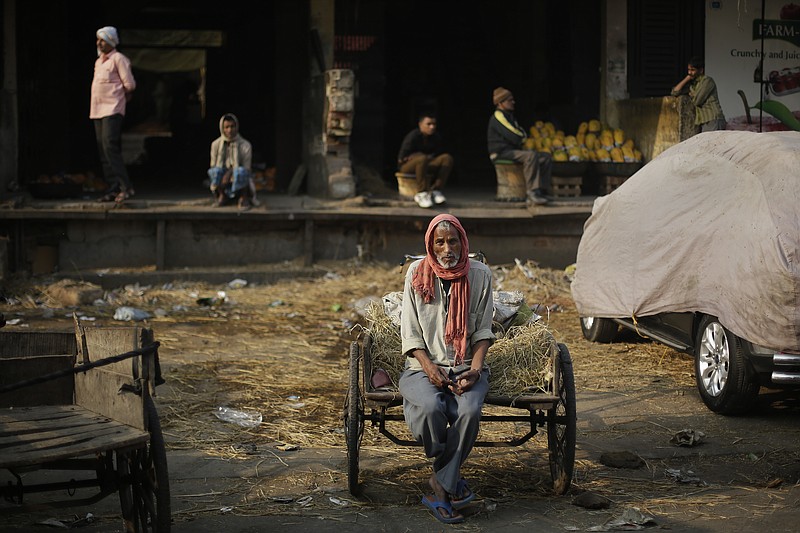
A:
<box><xmin>118</xmin><ymin>395</ymin><xmax>171</xmax><ymax>532</ymax></box>
<box><xmin>547</xmin><ymin>344</ymin><xmax>576</xmax><ymax>495</ymax></box>
<box><xmin>344</xmin><ymin>341</ymin><xmax>364</xmax><ymax>495</ymax></box>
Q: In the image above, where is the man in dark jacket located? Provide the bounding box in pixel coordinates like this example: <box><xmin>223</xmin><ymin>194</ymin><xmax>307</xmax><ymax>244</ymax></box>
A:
<box><xmin>398</xmin><ymin>114</ymin><xmax>454</xmax><ymax>208</ymax></box>
<box><xmin>487</xmin><ymin>87</ymin><xmax>551</xmax><ymax>205</ymax></box>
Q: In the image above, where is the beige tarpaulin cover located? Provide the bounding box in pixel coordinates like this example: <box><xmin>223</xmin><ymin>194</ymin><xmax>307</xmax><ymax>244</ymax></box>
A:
<box><xmin>571</xmin><ymin>130</ymin><xmax>800</xmax><ymax>351</ymax></box>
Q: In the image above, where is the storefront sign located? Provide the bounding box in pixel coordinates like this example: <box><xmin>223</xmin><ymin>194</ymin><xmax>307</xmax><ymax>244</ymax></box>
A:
<box><xmin>707</xmin><ymin>0</ymin><xmax>800</xmax><ymax>130</ymax></box>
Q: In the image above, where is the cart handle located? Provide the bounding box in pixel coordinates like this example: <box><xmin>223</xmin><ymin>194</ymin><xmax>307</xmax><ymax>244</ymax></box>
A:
<box><xmin>0</xmin><ymin>342</ymin><xmax>160</xmax><ymax>394</ymax></box>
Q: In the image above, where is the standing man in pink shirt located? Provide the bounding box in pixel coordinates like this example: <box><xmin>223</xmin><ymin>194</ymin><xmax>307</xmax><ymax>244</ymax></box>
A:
<box><xmin>91</xmin><ymin>26</ymin><xmax>136</xmax><ymax>204</ymax></box>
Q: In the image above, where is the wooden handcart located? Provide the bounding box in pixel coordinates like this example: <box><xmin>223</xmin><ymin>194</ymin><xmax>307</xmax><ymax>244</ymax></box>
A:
<box><xmin>0</xmin><ymin>324</ymin><xmax>170</xmax><ymax>532</ymax></box>
<box><xmin>343</xmin><ymin>255</ymin><xmax>577</xmax><ymax>497</ymax></box>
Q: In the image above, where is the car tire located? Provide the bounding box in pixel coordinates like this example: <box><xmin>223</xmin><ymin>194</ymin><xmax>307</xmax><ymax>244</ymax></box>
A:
<box><xmin>694</xmin><ymin>315</ymin><xmax>759</xmax><ymax>415</ymax></box>
<box><xmin>580</xmin><ymin>316</ymin><xmax>618</xmax><ymax>343</ymax></box>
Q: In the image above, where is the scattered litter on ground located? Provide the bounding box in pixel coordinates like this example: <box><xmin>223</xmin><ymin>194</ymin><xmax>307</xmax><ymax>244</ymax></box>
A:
<box><xmin>214</xmin><ymin>406</ymin><xmax>262</xmax><ymax>428</ymax></box>
<box><xmin>328</xmin><ymin>496</ymin><xmax>349</xmax><ymax>506</ymax></box>
<box><xmin>670</xmin><ymin>428</ymin><xmax>705</xmax><ymax>447</ymax></box>
<box><xmin>588</xmin><ymin>507</ymin><xmax>657</xmax><ymax>531</ymax></box>
<box><xmin>665</xmin><ymin>468</ymin><xmax>705</xmax><ymax>485</ymax></box>
<box><xmin>228</xmin><ymin>279</ymin><xmax>248</xmax><ymax>289</ymax></box>
<box><xmin>113</xmin><ymin>306</ymin><xmax>151</xmax><ymax>321</ymax></box>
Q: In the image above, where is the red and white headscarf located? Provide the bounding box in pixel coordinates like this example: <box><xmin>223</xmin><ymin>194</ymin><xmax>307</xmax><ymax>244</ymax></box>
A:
<box><xmin>412</xmin><ymin>214</ymin><xmax>471</xmax><ymax>364</ymax></box>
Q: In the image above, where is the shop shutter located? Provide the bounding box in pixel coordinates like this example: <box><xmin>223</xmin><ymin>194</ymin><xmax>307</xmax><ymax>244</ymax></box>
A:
<box><xmin>628</xmin><ymin>0</ymin><xmax>705</xmax><ymax>98</ymax></box>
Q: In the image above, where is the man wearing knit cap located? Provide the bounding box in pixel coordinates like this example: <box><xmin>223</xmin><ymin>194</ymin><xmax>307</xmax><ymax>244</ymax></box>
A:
<box><xmin>400</xmin><ymin>214</ymin><xmax>495</xmax><ymax>524</ymax></box>
<box><xmin>487</xmin><ymin>87</ymin><xmax>551</xmax><ymax>205</ymax></box>
<box><xmin>91</xmin><ymin>26</ymin><xmax>137</xmax><ymax>204</ymax></box>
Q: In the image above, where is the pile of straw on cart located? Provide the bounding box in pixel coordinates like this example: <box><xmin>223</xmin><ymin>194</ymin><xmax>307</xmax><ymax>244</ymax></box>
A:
<box><xmin>363</xmin><ymin>295</ymin><xmax>557</xmax><ymax>397</ymax></box>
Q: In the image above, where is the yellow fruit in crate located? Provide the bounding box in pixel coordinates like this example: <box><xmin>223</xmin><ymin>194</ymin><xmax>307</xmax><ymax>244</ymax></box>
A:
<box><xmin>556</xmin><ymin>130</ymin><xmax>565</xmax><ymax>139</ymax></box>
<box><xmin>568</xmin><ymin>146</ymin><xmax>582</xmax><ymax>161</ymax></box>
<box><xmin>588</xmin><ymin>119</ymin><xmax>602</xmax><ymax>132</ymax></box>
<box><xmin>634</xmin><ymin>149</ymin><xmax>642</xmax><ymax>162</ymax></box>
<box><xmin>610</xmin><ymin>147</ymin><xmax>624</xmax><ymax>162</ymax></box>
<box><xmin>595</xmin><ymin>148</ymin><xmax>611</xmax><ymax>162</ymax></box>
<box><xmin>524</xmin><ymin>137</ymin><xmax>536</xmax><ymax>150</ymax></box>
<box><xmin>529</xmin><ymin>127</ymin><xmax>541</xmax><ymax>139</ymax></box>
<box><xmin>621</xmin><ymin>145</ymin><xmax>635</xmax><ymax>161</ymax></box>
<box><xmin>613</xmin><ymin>129</ymin><xmax>625</xmax><ymax>146</ymax></box>
<box><xmin>551</xmin><ymin>137</ymin><xmax>564</xmax><ymax>149</ymax></box>
<box><xmin>576</xmin><ymin>132</ymin><xmax>586</xmax><ymax>147</ymax></box>
<box><xmin>535</xmin><ymin>137</ymin><xmax>546</xmax><ymax>151</ymax></box>
<box><xmin>577</xmin><ymin>121</ymin><xmax>588</xmax><ymax>134</ymax></box>
<box><xmin>542</xmin><ymin>137</ymin><xmax>552</xmax><ymax>149</ymax></box>
<box><xmin>584</xmin><ymin>132</ymin><xmax>598</xmax><ymax>150</ymax></box>
<box><xmin>622</xmin><ymin>138</ymin><xmax>635</xmax><ymax>151</ymax></box>
<box><xmin>540</xmin><ymin>145</ymin><xmax>552</xmax><ymax>154</ymax></box>
<box><xmin>553</xmin><ymin>150</ymin><xmax>569</xmax><ymax>162</ymax></box>
<box><xmin>599</xmin><ymin>130</ymin><xmax>614</xmax><ymax>150</ymax></box>
<box><xmin>564</xmin><ymin>135</ymin><xmax>577</xmax><ymax>148</ymax></box>
<box><xmin>581</xmin><ymin>146</ymin><xmax>592</xmax><ymax>160</ymax></box>
<box><xmin>534</xmin><ymin>120</ymin><xmax>544</xmax><ymax>129</ymax></box>
<box><xmin>544</xmin><ymin>122</ymin><xmax>556</xmax><ymax>136</ymax></box>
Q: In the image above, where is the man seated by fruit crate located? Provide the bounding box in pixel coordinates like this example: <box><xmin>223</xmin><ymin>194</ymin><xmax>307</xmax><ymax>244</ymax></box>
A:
<box><xmin>487</xmin><ymin>87</ymin><xmax>552</xmax><ymax>205</ymax></box>
<box><xmin>397</xmin><ymin>113</ymin><xmax>454</xmax><ymax>208</ymax></box>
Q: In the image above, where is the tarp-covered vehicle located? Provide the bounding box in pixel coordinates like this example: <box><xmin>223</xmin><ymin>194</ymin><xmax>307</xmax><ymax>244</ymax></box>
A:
<box><xmin>571</xmin><ymin>130</ymin><xmax>800</xmax><ymax>414</ymax></box>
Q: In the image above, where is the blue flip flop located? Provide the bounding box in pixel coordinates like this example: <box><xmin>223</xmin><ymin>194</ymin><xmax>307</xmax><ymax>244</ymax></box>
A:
<box><xmin>450</xmin><ymin>478</ymin><xmax>475</xmax><ymax>510</ymax></box>
<box><xmin>421</xmin><ymin>495</ymin><xmax>464</xmax><ymax>524</ymax></box>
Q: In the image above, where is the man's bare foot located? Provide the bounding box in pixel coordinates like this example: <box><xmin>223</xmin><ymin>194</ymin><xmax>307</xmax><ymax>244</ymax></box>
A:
<box><xmin>430</xmin><ymin>474</ymin><xmax>459</xmax><ymax>510</ymax></box>
<box><xmin>429</xmin><ymin>474</ymin><xmax>447</xmax><ymax>502</ymax></box>
<box><xmin>424</xmin><ymin>474</ymin><xmax>463</xmax><ymax>522</ymax></box>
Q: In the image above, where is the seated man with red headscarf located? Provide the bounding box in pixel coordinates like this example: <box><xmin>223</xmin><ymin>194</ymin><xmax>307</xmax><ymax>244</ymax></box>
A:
<box><xmin>399</xmin><ymin>214</ymin><xmax>495</xmax><ymax>524</ymax></box>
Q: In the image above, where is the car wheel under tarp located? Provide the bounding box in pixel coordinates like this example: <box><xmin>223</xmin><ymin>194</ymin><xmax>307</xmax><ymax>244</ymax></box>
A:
<box><xmin>694</xmin><ymin>316</ymin><xmax>759</xmax><ymax>415</ymax></box>
<box><xmin>580</xmin><ymin>317</ymin><xmax>618</xmax><ymax>343</ymax></box>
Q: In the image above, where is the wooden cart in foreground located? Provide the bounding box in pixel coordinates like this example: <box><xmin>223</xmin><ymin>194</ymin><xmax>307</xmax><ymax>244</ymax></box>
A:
<box><xmin>0</xmin><ymin>324</ymin><xmax>169</xmax><ymax>532</ymax></box>
<box><xmin>344</xmin><ymin>311</ymin><xmax>577</xmax><ymax>496</ymax></box>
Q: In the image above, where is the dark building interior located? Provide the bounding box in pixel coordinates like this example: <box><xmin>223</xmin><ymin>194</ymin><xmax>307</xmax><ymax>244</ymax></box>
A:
<box><xmin>13</xmin><ymin>1</ymin><xmax>601</xmax><ymax>195</ymax></box>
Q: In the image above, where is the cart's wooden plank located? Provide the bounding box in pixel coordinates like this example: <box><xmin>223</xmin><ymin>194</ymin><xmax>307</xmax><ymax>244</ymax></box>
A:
<box><xmin>0</xmin><ymin>406</ymin><xmax>117</xmax><ymax>437</ymax></box>
<box><xmin>0</xmin><ymin>415</ymin><xmax>109</xmax><ymax>442</ymax></box>
<box><xmin>0</xmin><ymin>331</ymin><xmax>76</xmax><ymax>359</ymax></box>
<box><xmin>0</xmin><ymin>405</ymin><xmax>85</xmax><ymax>424</ymax></box>
<box><xmin>75</xmin><ymin>327</ymin><xmax>146</xmax><ymax>431</ymax></box>
<box><xmin>0</xmin><ymin>355</ymin><xmax>74</xmax><ymax>407</ymax></box>
<box><xmin>485</xmin><ymin>393</ymin><xmax>559</xmax><ymax>408</ymax></box>
<box><xmin>1</xmin><ymin>422</ymin><xmax>132</xmax><ymax>454</ymax></box>
<box><xmin>0</xmin><ymin>424</ymin><xmax>148</xmax><ymax>468</ymax></box>
<box><xmin>364</xmin><ymin>391</ymin><xmax>403</xmax><ymax>402</ymax></box>
<box><xmin>364</xmin><ymin>391</ymin><xmax>559</xmax><ymax>410</ymax></box>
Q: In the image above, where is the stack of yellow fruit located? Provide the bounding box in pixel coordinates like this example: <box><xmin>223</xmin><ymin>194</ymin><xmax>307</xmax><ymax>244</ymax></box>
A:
<box><xmin>524</xmin><ymin>118</ymin><xmax>642</xmax><ymax>163</ymax></box>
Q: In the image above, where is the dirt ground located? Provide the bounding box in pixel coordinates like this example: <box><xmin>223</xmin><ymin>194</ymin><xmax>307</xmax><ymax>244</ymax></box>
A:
<box><xmin>2</xmin><ymin>259</ymin><xmax>800</xmax><ymax>531</ymax></box>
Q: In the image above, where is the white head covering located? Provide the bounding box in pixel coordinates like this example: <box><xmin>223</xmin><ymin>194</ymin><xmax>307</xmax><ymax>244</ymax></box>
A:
<box><xmin>96</xmin><ymin>26</ymin><xmax>119</xmax><ymax>48</ymax></box>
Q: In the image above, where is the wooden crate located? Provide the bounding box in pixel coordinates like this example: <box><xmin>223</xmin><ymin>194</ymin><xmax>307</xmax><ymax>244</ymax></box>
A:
<box><xmin>600</xmin><ymin>175</ymin><xmax>628</xmax><ymax>195</ymax></box>
<box><xmin>551</xmin><ymin>176</ymin><xmax>582</xmax><ymax>198</ymax></box>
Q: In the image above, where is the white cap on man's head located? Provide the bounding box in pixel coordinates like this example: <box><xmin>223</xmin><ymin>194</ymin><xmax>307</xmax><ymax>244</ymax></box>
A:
<box><xmin>96</xmin><ymin>26</ymin><xmax>119</xmax><ymax>47</ymax></box>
